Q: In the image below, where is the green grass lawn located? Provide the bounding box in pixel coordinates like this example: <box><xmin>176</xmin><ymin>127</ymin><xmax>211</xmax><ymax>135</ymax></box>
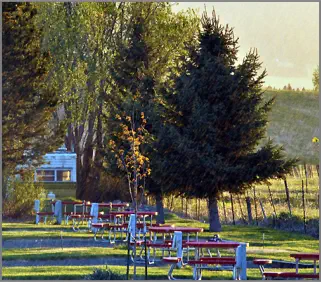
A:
<box><xmin>2</xmin><ymin>247</ymin><xmax>127</xmax><ymax>261</ymax></box>
<box><xmin>3</xmin><ymin>213</ymin><xmax>319</xmax><ymax>261</ymax></box>
<box><xmin>2</xmin><ymin>264</ymin><xmax>302</xmax><ymax>280</ymax></box>
<box><xmin>2</xmin><ymin>211</ymin><xmax>319</xmax><ymax>280</ymax></box>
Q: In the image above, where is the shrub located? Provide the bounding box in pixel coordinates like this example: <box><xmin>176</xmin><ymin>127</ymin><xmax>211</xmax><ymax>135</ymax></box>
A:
<box><xmin>97</xmin><ymin>174</ymin><xmax>130</xmax><ymax>202</ymax></box>
<box><xmin>3</xmin><ymin>169</ymin><xmax>45</xmax><ymax>218</ymax></box>
<box><xmin>84</xmin><ymin>267</ymin><xmax>125</xmax><ymax>280</ymax></box>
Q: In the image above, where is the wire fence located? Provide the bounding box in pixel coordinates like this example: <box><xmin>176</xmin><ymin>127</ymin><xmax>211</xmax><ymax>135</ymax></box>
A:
<box><xmin>148</xmin><ymin>165</ymin><xmax>319</xmax><ymax>237</ymax></box>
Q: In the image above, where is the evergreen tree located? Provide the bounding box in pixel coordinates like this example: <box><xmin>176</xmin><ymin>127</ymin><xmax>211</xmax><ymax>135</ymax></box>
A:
<box><xmin>105</xmin><ymin>2</ymin><xmax>199</xmax><ymax>223</ymax></box>
<box><xmin>2</xmin><ymin>3</ymin><xmax>65</xmax><ymax>174</ymax></box>
<box><xmin>312</xmin><ymin>65</ymin><xmax>319</xmax><ymax>92</ymax></box>
<box><xmin>287</xmin><ymin>83</ymin><xmax>292</xmax><ymax>91</ymax></box>
<box><xmin>155</xmin><ymin>10</ymin><xmax>297</xmax><ymax>231</ymax></box>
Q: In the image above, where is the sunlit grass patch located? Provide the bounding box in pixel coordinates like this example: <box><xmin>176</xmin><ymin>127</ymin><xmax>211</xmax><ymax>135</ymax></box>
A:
<box><xmin>2</xmin><ymin>265</ymin><xmax>297</xmax><ymax>280</ymax></box>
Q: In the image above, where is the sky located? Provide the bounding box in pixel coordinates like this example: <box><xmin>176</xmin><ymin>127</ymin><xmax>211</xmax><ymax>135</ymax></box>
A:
<box><xmin>172</xmin><ymin>2</ymin><xmax>319</xmax><ymax>90</ymax></box>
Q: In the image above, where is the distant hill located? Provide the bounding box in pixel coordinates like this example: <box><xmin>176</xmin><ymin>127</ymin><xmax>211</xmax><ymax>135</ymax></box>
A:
<box><xmin>263</xmin><ymin>90</ymin><xmax>319</xmax><ymax>164</ymax></box>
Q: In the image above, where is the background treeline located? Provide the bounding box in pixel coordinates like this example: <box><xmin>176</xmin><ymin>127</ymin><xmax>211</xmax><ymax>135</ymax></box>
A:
<box><xmin>3</xmin><ymin>3</ymin><xmax>318</xmax><ymax>232</ymax></box>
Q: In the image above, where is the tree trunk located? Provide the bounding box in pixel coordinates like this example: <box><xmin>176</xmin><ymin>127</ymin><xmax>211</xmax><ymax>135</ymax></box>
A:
<box><xmin>155</xmin><ymin>191</ymin><xmax>165</xmax><ymax>224</ymax></box>
<box><xmin>208</xmin><ymin>195</ymin><xmax>221</xmax><ymax>232</ymax></box>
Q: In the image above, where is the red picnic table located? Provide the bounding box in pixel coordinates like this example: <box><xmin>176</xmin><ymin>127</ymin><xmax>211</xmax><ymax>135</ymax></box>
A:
<box><xmin>148</xmin><ymin>226</ymin><xmax>203</xmax><ymax>243</ymax></box>
<box><xmin>109</xmin><ymin>211</ymin><xmax>158</xmax><ymax>226</ymax></box>
<box><xmin>254</xmin><ymin>253</ymin><xmax>319</xmax><ymax>280</ymax></box>
<box><xmin>290</xmin><ymin>253</ymin><xmax>319</xmax><ymax>275</ymax></box>
<box><xmin>84</xmin><ymin>202</ymin><xmax>130</xmax><ymax>208</ymax></box>
<box><xmin>147</xmin><ymin>226</ymin><xmax>204</xmax><ymax>264</ymax></box>
<box><xmin>184</xmin><ymin>241</ymin><xmax>247</xmax><ymax>280</ymax></box>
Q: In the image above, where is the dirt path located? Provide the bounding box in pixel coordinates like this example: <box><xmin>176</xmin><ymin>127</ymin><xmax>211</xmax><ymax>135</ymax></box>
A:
<box><xmin>2</xmin><ymin>238</ymin><xmax>118</xmax><ymax>249</ymax></box>
<box><xmin>3</xmin><ymin>257</ymin><xmax>163</xmax><ymax>267</ymax></box>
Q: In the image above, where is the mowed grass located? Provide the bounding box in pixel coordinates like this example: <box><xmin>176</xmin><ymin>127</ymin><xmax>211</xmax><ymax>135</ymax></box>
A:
<box><xmin>2</xmin><ymin>247</ymin><xmax>127</xmax><ymax>261</ymax></box>
<box><xmin>2</xmin><ymin>212</ymin><xmax>319</xmax><ymax>280</ymax></box>
<box><xmin>3</xmin><ymin>213</ymin><xmax>319</xmax><ymax>262</ymax></box>
<box><xmin>1</xmin><ymin>265</ymin><xmax>302</xmax><ymax>280</ymax></box>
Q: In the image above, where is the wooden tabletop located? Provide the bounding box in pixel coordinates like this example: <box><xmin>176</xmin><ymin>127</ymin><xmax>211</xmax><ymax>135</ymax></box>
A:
<box><xmin>85</xmin><ymin>203</ymin><xmax>129</xmax><ymax>208</ymax></box>
<box><xmin>290</xmin><ymin>253</ymin><xmax>319</xmax><ymax>260</ymax></box>
<box><xmin>185</xmin><ymin>241</ymin><xmax>240</xmax><ymax>248</ymax></box>
<box><xmin>148</xmin><ymin>226</ymin><xmax>203</xmax><ymax>233</ymax></box>
<box><xmin>51</xmin><ymin>201</ymin><xmax>129</xmax><ymax>207</ymax></box>
<box><xmin>51</xmin><ymin>201</ymin><xmax>83</xmax><ymax>205</ymax></box>
<box><xmin>109</xmin><ymin>211</ymin><xmax>158</xmax><ymax>216</ymax></box>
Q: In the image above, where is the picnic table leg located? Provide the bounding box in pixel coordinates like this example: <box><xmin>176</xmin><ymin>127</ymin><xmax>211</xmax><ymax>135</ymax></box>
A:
<box><xmin>162</xmin><ymin>233</ymin><xmax>165</xmax><ymax>257</ymax></box>
<box><xmin>193</xmin><ymin>247</ymin><xmax>202</xmax><ymax>280</ymax></box>
<box><xmin>101</xmin><ymin>227</ymin><xmax>109</xmax><ymax>242</ymax></box>
<box><xmin>236</xmin><ymin>244</ymin><xmax>247</xmax><ymax>280</ymax></box>
<box><xmin>167</xmin><ymin>263</ymin><xmax>177</xmax><ymax>280</ymax></box>
<box><xmin>295</xmin><ymin>258</ymin><xmax>299</xmax><ymax>274</ymax></box>
<box><xmin>313</xmin><ymin>260</ymin><xmax>316</xmax><ymax>275</ymax></box>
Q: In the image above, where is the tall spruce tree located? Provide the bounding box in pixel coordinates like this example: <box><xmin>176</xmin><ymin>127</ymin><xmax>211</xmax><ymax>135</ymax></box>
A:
<box><xmin>155</xmin><ymin>11</ymin><xmax>297</xmax><ymax>231</ymax></box>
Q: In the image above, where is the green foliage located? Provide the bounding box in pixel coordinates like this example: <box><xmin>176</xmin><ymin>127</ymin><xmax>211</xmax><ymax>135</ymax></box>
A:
<box><xmin>2</xmin><ymin>3</ymin><xmax>65</xmax><ymax>173</ymax></box>
<box><xmin>84</xmin><ymin>267</ymin><xmax>125</xmax><ymax>280</ymax></box>
<box><xmin>3</xmin><ymin>170</ymin><xmax>45</xmax><ymax>218</ymax></box>
<box><xmin>96</xmin><ymin>174</ymin><xmax>130</xmax><ymax>202</ymax></box>
<box><xmin>154</xmin><ymin>10</ymin><xmax>297</xmax><ymax>198</ymax></box>
<box><xmin>152</xmin><ymin>10</ymin><xmax>297</xmax><ymax>231</ymax></box>
<box><xmin>312</xmin><ymin>65</ymin><xmax>319</xmax><ymax>92</ymax></box>
<box><xmin>42</xmin><ymin>182</ymin><xmax>76</xmax><ymax>198</ymax></box>
<box><xmin>105</xmin><ymin>3</ymin><xmax>200</xmax><ymax>197</ymax></box>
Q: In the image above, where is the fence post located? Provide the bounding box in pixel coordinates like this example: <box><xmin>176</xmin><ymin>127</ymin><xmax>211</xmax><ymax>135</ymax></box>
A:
<box><xmin>245</xmin><ymin>195</ymin><xmax>253</xmax><ymax>224</ymax></box>
<box><xmin>253</xmin><ymin>187</ymin><xmax>258</xmax><ymax>225</ymax></box>
<box><xmin>230</xmin><ymin>192</ymin><xmax>236</xmax><ymax>225</ymax></box>
<box><xmin>169</xmin><ymin>195</ymin><xmax>174</xmax><ymax>211</ymax></box>
<box><xmin>283</xmin><ymin>177</ymin><xmax>292</xmax><ymax>216</ymax></box>
<box><xmin>304</xmin><ymin>163</ymin><xmax>308</xmax><ymax>193</ymax></box>
<box><xmin>258</xmin><ymin>194</ymin><xmax>267</xmax><ymax>223</ymax></box>
<box><xmin>222</xmin><ymin>196</ymin><xmax>228</xmax><ymax>224</ymax></box>
<box><xmin>185</xmin><ymin>198</ymin><xmax>188</xmax><ymax>217</ymax></box>
<box><xmin>195</xmin><ymin>198</ymin><xmax>198</xmax><ymax>219</ymax></box>
<box><xmin>237</xmin><ymin>195</ymin><xmax>246</xmax><ymax>224</ymax></box>
<box><xmin>267</xmin><ymin>185</ymin><xmax>277</xmax><ymax>219</ymax></box>
<box><xmin>301</xmin><ymin>180</ymin><xmax>307</xmax><ymax>234</ymax></box>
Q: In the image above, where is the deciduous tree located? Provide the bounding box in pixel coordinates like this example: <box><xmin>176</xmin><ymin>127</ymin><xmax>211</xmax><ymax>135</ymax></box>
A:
<box><xmin>2</xmin><ymin>2</ymin><xmax>65</xmax><ymax>174</ymax></box>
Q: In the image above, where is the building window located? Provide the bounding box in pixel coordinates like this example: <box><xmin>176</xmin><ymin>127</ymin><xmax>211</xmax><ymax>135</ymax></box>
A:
<box><xmin>57</xmin><ymin>170</ymin><xmax>71</xmax><ymax>181</ymax></box>
<box><xmin>36</xmin><ymin>170</ymin><xmax>55</xmax><ymax>182</ymax></box>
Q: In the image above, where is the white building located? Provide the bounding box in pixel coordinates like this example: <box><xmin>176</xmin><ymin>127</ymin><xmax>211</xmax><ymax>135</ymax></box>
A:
<box><xmin>34</xmin><ymin>145</ymin><xmax>77</xmax><ymax>183</ymax></box>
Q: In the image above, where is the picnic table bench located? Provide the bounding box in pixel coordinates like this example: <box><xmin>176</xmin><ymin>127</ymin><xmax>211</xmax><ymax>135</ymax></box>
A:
<box><xmin>162</xmin><ymin>237</ymin><xmax>248</xmax><ymax>280</ymax></box>
<box><xmin>253</xmin><ymin>253</ymin><xmax>319</xmax><ymax>280</ymax></box>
